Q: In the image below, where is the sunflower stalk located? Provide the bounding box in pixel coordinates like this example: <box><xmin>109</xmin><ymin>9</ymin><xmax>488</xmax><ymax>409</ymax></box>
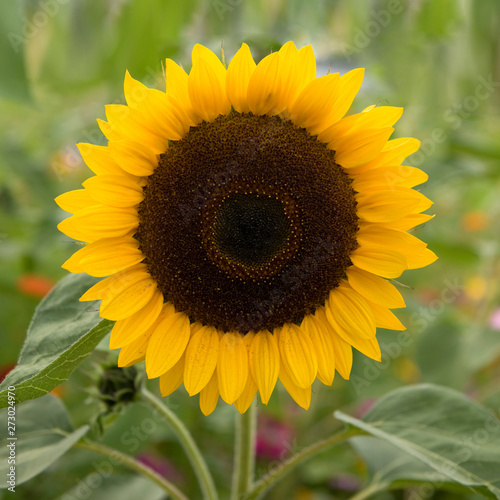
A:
<box><xmin>347</xmin><ymin>483</ymin><xmax>386</xmax><ymax>500</ymax></box>
<box><xmin>139</xmin><ymin>387</ymin><xmax>218</xmax><ymax>500</ymax></box>
<box><xmin>231</xmin><ymin>401</ymin><xmax>257</xmax><ymax>499</ymax></box>
<box><xmin>244</xmin><ymin>425</ymin><xmax>365</xmax><ymax>500</ymax></box>
<box><xmin>74</xmin><ymin>439</ymin><xmax>188</xmax><ymax>500</ymax></box>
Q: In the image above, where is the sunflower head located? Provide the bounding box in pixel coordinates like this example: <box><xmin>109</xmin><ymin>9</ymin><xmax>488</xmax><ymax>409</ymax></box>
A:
<box><xmin>98</xmin><ymin>365</ymin><xmax>140</xmax><ymax>409</ymax></box>
<box><xmin>57</xmin><ymin>42</ymin><xmax>436</xmax><ymax>415</ymax></box>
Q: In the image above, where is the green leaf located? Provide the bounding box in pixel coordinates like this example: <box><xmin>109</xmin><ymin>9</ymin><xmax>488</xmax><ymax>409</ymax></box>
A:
<box><xmin>0</xmin><ymin>273</ymin><xmax>113</xmax><ymax>408</ymax></box>
<box><xmin>57</xmin><ymin>475</ymin><xmax>167</xmax><ymax>500</ymax></box>
<box><xmin>351</xmin><ymin>436</ymin><xmax>466</xmax><ymax>495</ymax></box>
<box><xmin>0</xmin><ymin>2</ymin><xmax>31</xmax><ymax>102</ymax></box>
<box><xmin>0</xmin><ymin>395</ymin><xmax>89</xmax><ymax>487</ymax></box>
<box><xmin>335</xmin><ymin>384</ymin><xmax>500</xmax><ymax>499</ymax></box>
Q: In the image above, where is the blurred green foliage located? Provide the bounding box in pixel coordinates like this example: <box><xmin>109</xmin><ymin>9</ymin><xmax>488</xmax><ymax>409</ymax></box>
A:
<box><xmin>1</xmin><ymin>0</ymin><xmax>500</xmax><ymax>498</ymax></box>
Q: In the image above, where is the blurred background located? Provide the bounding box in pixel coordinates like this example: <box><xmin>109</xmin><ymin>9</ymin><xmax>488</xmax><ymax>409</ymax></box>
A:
<box><xmin>1</xmin><ymin>0</ymin><xmax>499</xmax><ymax>498</ymax></box>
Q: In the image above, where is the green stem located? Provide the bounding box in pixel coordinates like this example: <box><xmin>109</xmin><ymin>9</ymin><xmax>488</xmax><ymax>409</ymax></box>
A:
<box><xmin>75</xmin><ymin>439</ymin><xmax>188</xmax><ymax>500</ymax></box>
<box><xmin>348</xmin><ymin>483</ymin><xmax>384</xmax><ymax>500</ymax></box>
<box><xmin>231</xmin><ymin>401</ymin><xmax>257</xmax><ymax>500</ymax></box>
<box><xmin>245</xmin><ymin>426</ymin><xmax>365</xmax><ymax>500</ymax></box>
<box><xmin>140</xmin><ymin>387</ymin><xmax>218</xmax><ymax>500</ymax></box>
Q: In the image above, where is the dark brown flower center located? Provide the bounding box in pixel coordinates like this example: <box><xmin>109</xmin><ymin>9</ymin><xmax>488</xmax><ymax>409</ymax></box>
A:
<box><xmin>136</xmin><ymin>112</ymin><xmax>358</xmax><ymax>333</ymax></box>
<box><xmin>202</xmin><ymin>187</ymin><xmax>302</xmax><ymax>280</ymax></box>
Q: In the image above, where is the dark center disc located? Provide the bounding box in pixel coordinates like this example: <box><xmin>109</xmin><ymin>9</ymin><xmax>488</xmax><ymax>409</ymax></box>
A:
<box><xmin>136</xmin><ymin>112</ymin><xmax>358</xmax><ymax>333</ymax></box>
<box><xmin>211</xmin><ymin>194</ymin><xmax>291</xmax><ymax>267</ymax></box>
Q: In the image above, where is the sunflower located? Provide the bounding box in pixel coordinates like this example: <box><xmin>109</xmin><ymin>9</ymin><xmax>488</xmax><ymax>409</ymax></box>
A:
<box><xmin>56</xmin><ymin>42</ymin><xmax>436</xmax><ymax>415</ymax></box>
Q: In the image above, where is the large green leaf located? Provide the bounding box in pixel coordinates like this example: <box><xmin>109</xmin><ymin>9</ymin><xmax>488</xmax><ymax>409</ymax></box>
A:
<box><xmin>0</xmin><ymin>395</ymin><xmax>89</xmax><ymax>487</ymax></box>
<box><xmin>335</xmin><ymin>384</ymin><xmax>500</xmax><ymax>499</ymax></box>
<box><xmin>351</xmin><ymin>437</ymin><xmax>469</xmax><ymax>497</ymax></box>
<box><xmin>0</xmin><ymin>273</ymin><xmax>113</xmax><ymax>408</ymax></box>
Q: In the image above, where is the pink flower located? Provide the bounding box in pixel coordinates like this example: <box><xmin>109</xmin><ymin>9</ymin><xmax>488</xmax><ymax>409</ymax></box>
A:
<box><xmin>489</xmin><ymin>308</ymin><xmax>500</xmax><ymax>330</ymax></box>
<box><xmin>256</xmin><ymin>415</ymin><xmax>294</xmax><ymax>461</ymax></box>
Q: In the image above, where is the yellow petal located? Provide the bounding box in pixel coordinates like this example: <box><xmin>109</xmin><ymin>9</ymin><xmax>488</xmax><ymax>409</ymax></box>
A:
<box><xmin>226</xmin><ymin>43</ymin><xmax>256</xmax><ymax>113</ymax></box>
<box><xmin>97</xmin><ymin>119</ymin><xmax>120</xmax><ymax>142</ymax></box>
<box><xmin>78</xmin><ymin>236</ymin><xmax>144</xmax><ymax>277</ymax></box>
<box><xmin>146</xmin><ymin>88</ymin><xmax>192</xmax><ymax>140</ymax></box>
<box><xmin>217</xmin><ymin>332</ymin><xmax>249</xmax><ymax>404</ymax></box>
<box><xmin>100</xmin><ymin>277</ymin><xmax>157</xmax><ymax>321</ymax></box>
<box><xmin>109</xmin><ymin>290</ymin><xmax>164</xmax><ymax>349</ymax></box>
<box><xmin>57</xmin><ymin>217</ymin><xmax>91</xmax><ymax>242</ymax></box>
<box><xmin>324</xmin><ymin>305</ymin><xmax>381</xmax><ymax>362</ymax></box>
<box><xmin>350</xmin><ymin>246</ymin><xmax>407</xmax><ymax>279</ymax></box>
<box><xmin>55</xmin><ymin>189</ymin><xmax>95</xmax><ymax>214</ymax></box>
<box><xmin>58</xmin><ymin>205</ymin><xmax>138</xmax><ymax>243</ymax></box>
<box><xmin>367</xmin><ymin>301</ymin><xmax>406</xmax><ymax>331</ymax></box>
<box><xmin>61</xmin><ymin>244</ymin><xmax>89</xmax><ymax>273</ymax></box>
<box><xmin>276</xmin><ymin>41</ymin><xmax>316</xmax><ymax>112</ymax></box>
<box><xmin>124</xmin><ymin>69</ymin><xmax>150</xmax><ymax>108</ymax></box>
<box><xmin>346</xmin><ymin>266</ymin><xmax>405</xmax><ymax>308</ymax></box>
<box><xmin>62</xmin><ymin>233</ymin><xmax>137</xmax><ymax>276</ymax></box>
<box><xmin>356</xmin><ymin>106</ymin><xmax>403</xmax><ymax>128</ymax></box>
<box><xmin>124</xmin><ymin>71</ymin><xmax>191</xmax><ymax>141</ymax></box>
<box><xmin>77</xmin><ymin>143</ymin><xmax>125</xmax><ymax>176</ymax></box>
<box><xmin>323</xmin><ymin>68</ymin><xmax>365</xmax><ymax>125</ymax></box>
<box><xmin>234</xmin><ymin>373</ymin><xmax>258</xmax><ymax>414</ymax></box>
<box><xmin>278</xmin><ymin>323</ymin><xmax>318</xmax><ymax>389</ymax></box>
<box><xmin>159</xmin><ymin>354</ymin><xmax>186</xmax><ymax>397</ymax></box>
<box><xmin>184</xmin><ymin>326</ymin><xmax>220</xmax><ymax>396</ymax></box>
<box><xmin>331</xmin><ymin>333</ymin><xmax>353</xmax><ymax>379</ymax></box>
<box><xmin>199</xmin><ymin>370</ymin><xmax>219</xmax><ymax>416</ymax></box>
<box><xmin>105</xmin><ymin>104</ymin><xmax>167</xmax><ymax>154</ymax></box>
<box><xmin>79</xmin><ymin>276</ymin><xmax>118</xmax><ymax>302</ymax></box>
<box><xmin>108</xmin><ymin>140</ymin><xmax>159</xmax><ymax>177</ymax></box>
<box><xmin>330</xmin><ymin>127</ymin><xmax>394</xmax><ymax>168</ymax></box>
<box><xmin>357</xmin><ymin>223</ymin><xmax>433</xmax><ymax>265</ymax></box>
<box><xmin>407</xmin><ymin>247</ymin><xmax>438</xmax><ymax>269</ymax></box>
<box><xmin>295</xmin><ymin>44</ymin><xmax>317</xmax><ymax>95</ymax></box>
<box><xmin>117</xmin><ymin>329</ymin><xmax>153</xmax><ymax>367</ymax></box>
<box><xmin>374</xmin><ymin>136</ymin><xmax>421</xmax><ymax>165</ymax></box>
<box><xmin>278</xmin><ymin>364</ymin><xmax>311</xmax><ymax>410</ymax></box>
<box><xmin>247</xmin><ymin>52</ymin><xmax>281</xmax><ymax>116</ymax></box>
<box><xmin>289</xmin><ymin>74</ymin><xmax>340</xmax><ymax>132</ymax></box>
<box><xmin>384</xmin><ymin>213</ymin><xmax>434</xmax><ymax>231</ymax></box>
<box><xmin>146</xmin><ymin>311</ymin><xmax>191</xmax><ymax>378</ymax></box>
<box><xmin>319</xmin><ymin>106</ymin><xmax>402</xmax><ymax>144</ymax></box>
<box><xmin>188</xmin><ymin>45</ymin><xmax>230</xmax><ymax>122</ymax></box>
<box><xmin>79</xmin><ymin>263</ymin><xmax>149</xmax><ymax>301</ymax></box>
<box><xmin>165</xmin><ymin>59</ymin><xmax>190</xmax><ymax>103</ymax></box>
<box><xmin>352</xmin><ymin>137</ymin><xmax>421</xmax><ymax>173</ymax></box>
<box><xmin>165</xmin><ymin>58</ymin><xmax>200</xmax><ymax>125</ymax></box>
<box><xmin>83</xmin><ymin>174</ymin><xmax>144</xmax><ymax>208</ymax></box>
<box><xmin>315</xmin><ymin>307</ymin><xmax>353</xmax><ymax>380</ymax></box>
<box><xmin>192</xmin><ymin>44</ymin><xmax>226</xmax><ymax>76</ymax></box>
<box><xmin>301</xmin><ymin>314</ymin><xmax>336</xmax><ymax>386</ymax></box>
<box><xmin>327</xmin><ymin>283</ymin><xmax>376</xmax><ymax>340</ymax></box>
<box><xmin>234</xmin><ymin>333</ymin><xmax>258</xmax><ymax>412</ymax></box>
<box><xmin>411</xmin><ymin>190</ymin><xmax>434</xmax><ymax>214</ymax></box>
<box><xmin>275</xmin><ymin>41</ymin><xmax>299</xmax><ymax>109</ymax></box>
<box><xmin>352</xmin><ymin>165</ymin><xmax>428</xmax><ymax>191</ymax></box>
<box><xmin>249</xmin><ymin>329</ymin><xmax>280</xmax><ymax>405</ymax></box>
